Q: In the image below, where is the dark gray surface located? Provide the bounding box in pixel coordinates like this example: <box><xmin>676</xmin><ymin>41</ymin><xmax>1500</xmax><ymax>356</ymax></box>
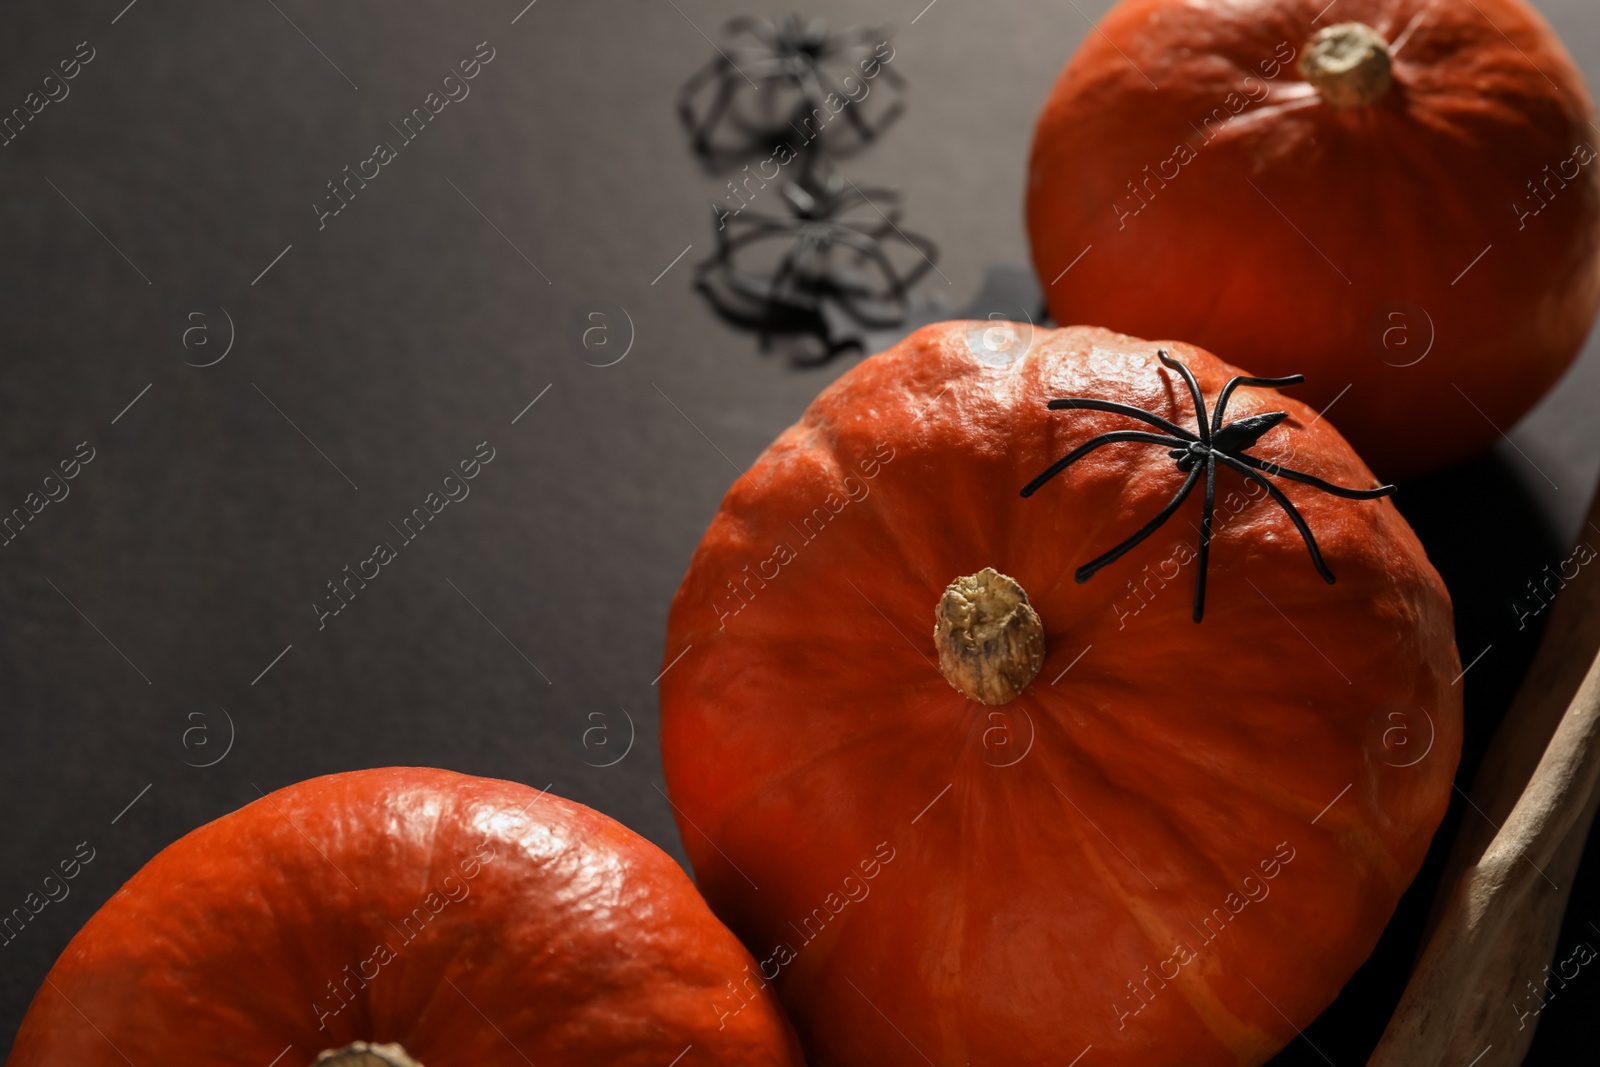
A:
<box><xmin>2</xmin><ymin>0</ymin><xmax>1599</xmax><ymax>1061</ymax></box>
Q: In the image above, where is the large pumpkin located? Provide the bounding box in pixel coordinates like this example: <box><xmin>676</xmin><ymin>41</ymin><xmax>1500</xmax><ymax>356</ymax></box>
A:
<box><xmin>1027</xmin><ymin>0</ymin><xmax>1600</xmax><ymax>480</ymax></box>
<box><xmin>659</xmin><ymin>322</ymin><xmax>1461</xmax><ymax>1066</ymax></box>
<box><xmin>7</xmin><ymin>768</ymin><xmax>802</xmax><ymax>1067</ymax></box>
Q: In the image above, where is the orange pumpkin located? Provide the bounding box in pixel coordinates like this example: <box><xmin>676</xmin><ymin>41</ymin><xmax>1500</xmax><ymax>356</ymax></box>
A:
<box><xmin>1027</xmin><ymin>0</ymin><xmax>1600</xmax><ymax>480</ymax></box>
<box><xmin>659</xmin><ymin>322</ymin><xmax>1461</xmax><ymax>1066</ymax></box>
<box><xmin>7</xmin><ymin>768</ymin><xmax>802</xmax><ymax>1067</ymax></box>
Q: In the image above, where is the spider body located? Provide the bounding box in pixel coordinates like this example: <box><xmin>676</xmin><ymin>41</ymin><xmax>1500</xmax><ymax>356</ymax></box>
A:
<box><xmin>1021</xmin><ymin>350</ymin><xmax>1395</xmax><ymax>622</ymax></box>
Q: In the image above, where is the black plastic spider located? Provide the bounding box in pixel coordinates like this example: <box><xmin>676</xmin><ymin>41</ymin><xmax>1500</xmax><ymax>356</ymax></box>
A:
<box><xmin>695</xmin><ymin>173</ymin><xmax>937</xmax><ymax>362</ymax></box>
<box><xmin>1019</xmin><ymin>350</ymin><xmax>1395</xmax><ymax>622</ymax></box>
<box><xmin>678</xmin><ymin>14</ymin><xmax>904</xmax><ymax>167</ymax></box>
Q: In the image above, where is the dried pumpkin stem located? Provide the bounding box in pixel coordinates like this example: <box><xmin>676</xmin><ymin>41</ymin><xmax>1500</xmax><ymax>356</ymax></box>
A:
<box><xmin>934</xmin><ymin>568</ymin><xmax>1046</xmax><ymax>705</ymax></box>
<box><xmin>1300</xmin><ymin>22</ymin><xmax>1393</xmax><ymax>107</ymax></box>
<box><xmin>313</xmin><ymin>1043</ymin><xmax>425</xmax><ymax>1067</ymax></box>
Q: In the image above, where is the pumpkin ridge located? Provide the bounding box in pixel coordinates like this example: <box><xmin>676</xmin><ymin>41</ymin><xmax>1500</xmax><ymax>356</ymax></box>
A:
<box><xmin>416</xmin><ymin>788</ymin><xmax>448</xmax><ymax>901</ymax></box>
<box><xmin>1045</xmin><ymin>777</ymin><xmax>1269</xmax><ymax>1056</ymax></box>
<box><xmin>704</xmin><ymin>691</ymin><xmax>958</xmax><ymax>843</ymax></box>
<box><xmin>1111</xmin><ymin>884</ymin><xmax>1276</xmax><ymax>1058</ymax></box>
<box><xmin>1021</xmin><ymin>691</ymin><xmax>1293</xmax><ymax>897</ymax></box>
<box><xmin>1050</xmin><ymin>699</ymin><xmax>1326</xmax><ymax>925</ymax></box>
<box><xmin>935</xmin><ymin>776</ymin><xmax>973</xmax><ymax>1061</ymax></box>
<box><xmin>1036</xmin><ymin>682</ymin><xmax>1351</xmax><ymax>847</ymax></box>
<box><xmin>800</xmin><ymin>429</ymin><xmax>943</xmax><ymax>604</ymax></box>
<box><xmin>1201</xmin><ymin>89</ymin><xmax>1321</xmax><ymax>140</ymax></box>
<box><xmin>1314</xmin><ymin>785</ymin><xmax>1412</xmax><ymax>892</ymax></box>
<box><xmin>777</xmin><ymin>392</ymin><xmax>951</xmax><ymax>616</ymax></box>
<box><xmin>1023</xmin><ymin>444</ymin><xmax>1182</xmax><ymax>608</ymax></box>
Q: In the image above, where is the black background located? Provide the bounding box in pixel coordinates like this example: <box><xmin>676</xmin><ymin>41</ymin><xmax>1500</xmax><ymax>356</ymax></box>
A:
<box><xmin>2</xmin><ymin>0</ymin><xmax>1599</xmax><ymax>1061</ymax></box>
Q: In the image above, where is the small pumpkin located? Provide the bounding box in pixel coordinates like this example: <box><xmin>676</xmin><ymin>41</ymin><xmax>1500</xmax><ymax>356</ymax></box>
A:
<box><xmin>7</xmin><ymin>768</ymin><xmax>802</xmax><ymax>1067</ymax></box>
<box><xmin>659</xmin><ymin>322</ymin><xmax>1461</xmax><ymax>1066</ymax></box>
<box><xmin>1027</xmin><ymin>0</ymin><xmax>1600</xmax><ymax>479</ymax></box>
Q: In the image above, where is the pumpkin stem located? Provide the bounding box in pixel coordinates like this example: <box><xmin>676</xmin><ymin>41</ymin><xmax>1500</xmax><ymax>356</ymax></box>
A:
<box><xmin>934</xmin><ymin>568</ymin><xmax>1046</xmax><ymax>705</ymax></box>
<box><xmin>313</xmin><ymin>1043</ymin><xmax>425</xmax><ymax>1067</ymax></box>
<box><xmin>1300</xmin><ymin>22</ymin><xmax>1393</xmax><ymax>107</ymax></box>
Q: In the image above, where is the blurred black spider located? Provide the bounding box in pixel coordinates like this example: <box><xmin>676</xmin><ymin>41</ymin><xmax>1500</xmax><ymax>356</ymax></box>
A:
<box><xmin>1020</xmin><ymin>350</ymin><xmax>1395</xmax><ymax>622</ymax></box>
<box><xmin>695</xmin><ymin>173</ymin><xmax>938</xmax><ymax>362</ymax></box>
<box><xmin>678</xmin><ymin>14</ymin><xmax>904</xmax><ymax>166</ymax></box>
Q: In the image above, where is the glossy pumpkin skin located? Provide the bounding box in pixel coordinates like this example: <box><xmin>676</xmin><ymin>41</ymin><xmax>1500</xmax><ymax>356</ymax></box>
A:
<box><xmin>8</xmin><ymin>768</ymin><xmax>802</xmax><ymax>1067</ymax></box>
<box><xmin>659</xmin><ymin>323</ymin><xmax>1461</xmax><ymax>1067</ymax></box>
<box><xmin>1027</xmin><ymin>0</ymin><xmax>1600</xmax><ymax>480</ymax></box>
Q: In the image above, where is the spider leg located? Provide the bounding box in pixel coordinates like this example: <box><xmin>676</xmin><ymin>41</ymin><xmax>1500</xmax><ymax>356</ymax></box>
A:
<box><xmin>740</xmin><ymin>58</ymin><xmax>798</xmax><ymax>80</ymax></box>
<box><xmin>714</xmin><ymin>217</ymin><xmax>801</xmax><ymax>241</ymax></box>
<box><xmin>730</xmin><ymin>200</ymin><xmax>817</xmax><ymax>227</ymax></box>
<box><xmin>798</xmin><ymin>66</ymin><xmax>830</xmax><ymax>121</ymax></box>
<box><xmin>1211</xmin><ymin>374</ymin><xmax>1306</xmax><ymax>434</ymax></box>
<box><xmin>1230</xmin><ymin>453</ymin><xmax>1395</xmax><ymax>500</ymax></box>
<box><xmin>816</xmin><ymin>67</ymin><xmax>876</xmax><ymax>140</ymax></box>
<box><xmin>1046</xmin><ymin>398</ymin><xmax>1199</xmax><ymax>442</ymax></box>
<box><xmin>839</xmin><ymin>206</ymin><xmax>937</xmax><ymax>290</ymax></box>
<box><xmin>757</xmin><ymin>238</ymin><xmax>816</xmax><ymax>344</ymax></box>
<box><xmin>795</xmin><ymin>144</ymin><xmax>830</xmax><ymax>195</ymax></box>
<box><xmin>698</xmin><ymin>222</ymin><xmax>750</xmax><ymax>277</ymax></box>
<box><xmin>831</xmin><ymin>224</ymin><xmax>935</xmax><ymax>320</ymax></box>
<box><xmin>1020</xmin><ymin>431</ymin><xmax>1187</xmax><ymax>498</ymax></box>
<box><xmin>763</xmin><ymin>235</ymin><xmax>813</xmax><ymax>310</ymax></box>
<box><xmin>701</xmin><ymin>222</ymin><xmax>806</xmax><ymax>295</ymax></box>
<box><xmin>838</xmin><ymin>186</ymin><xmax>905</xmax><ymax>227</ymax></box>
<box><xmin>830</xmin><ymin>233</ymin><xmax>912</xmax><ymax>326</ymax></box>
<box><xmin>1214</xmin><ymin>453</ymin><xmax>1336</xmax><ymax>583</ymax></box>
<box><xmin>1156</xmin><ymin>349</ymin><xmax>1211</xmax><ymax>444</ymax></box>
<box><xmin>878</xmin><ymin>228</ymin><xmax>938</xmax><ymax>289</ymax></box>
<box><xmin>724</xmin><ymin>15</ymin><xmax>771</xmax><ymax>38</ymax></box>
<box><xmin>679</xmin><ymin>50</ymin><xmax>736</xmax><ymax>100</ymax></box>
<box><xmin>1194</xmin><ymin>456</ymin><xmax>1217</xmax><ymax>622</ymax></box>
<box><xmin>831</xmin><ymin>226</ymin><xmax>907</xmax><ymax>294</ymax></box>
<box><xmin>689</xmin><ymin>74</ymin><xmax>741</xmax><ymax>154</ymax></box>
<box><xmin>1075</xmin><ymin>464</ymin><xmax>1204</xmax><ymax>582</ymax></box>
